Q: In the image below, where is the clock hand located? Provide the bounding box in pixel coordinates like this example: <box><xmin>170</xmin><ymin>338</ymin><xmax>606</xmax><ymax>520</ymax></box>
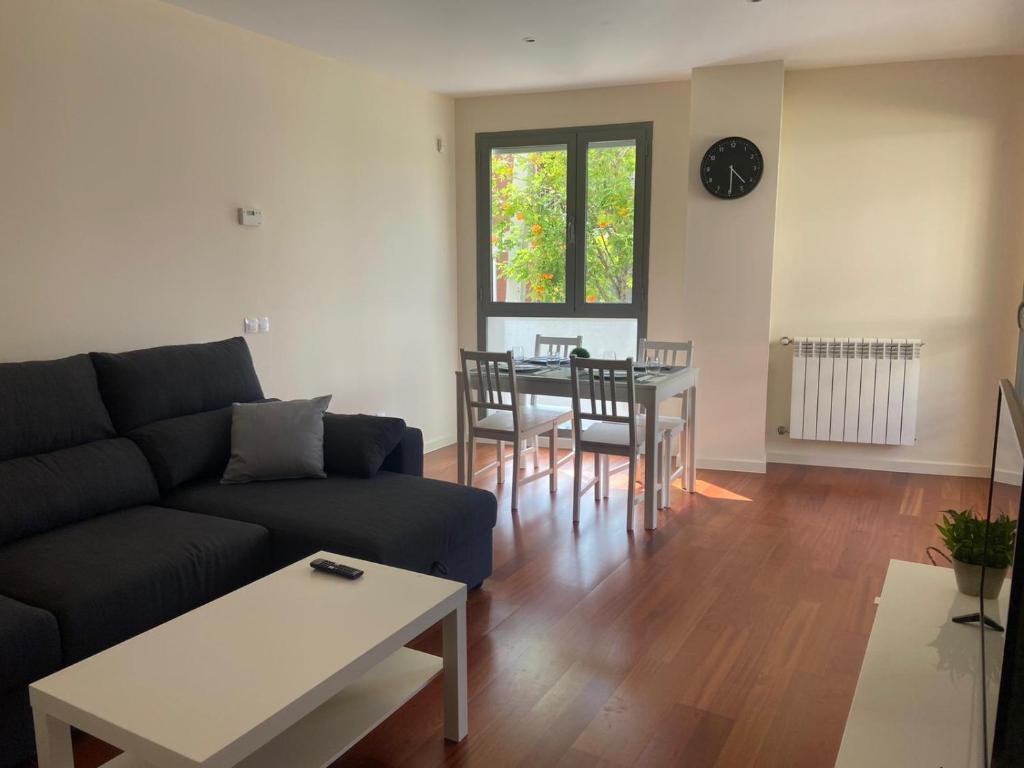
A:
<box><xmin>728</xmin><ymin>164</ymin><xmax>734</xmax><ymax>195</ymax></box>
<box><xmin>730</xmin><ymin>166</ymin><xmax>747</xmax><ymax>185</ymax></box>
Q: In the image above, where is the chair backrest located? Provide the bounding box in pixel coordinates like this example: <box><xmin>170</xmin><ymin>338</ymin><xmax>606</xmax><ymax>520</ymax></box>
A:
<box><xmin>535</xmin><ymin>334</ymin><xmax>583</xmax><ymax>358</ymax></box>
<box><xmin>570</xmin><ymin>357</ymin><xmax>637</xmax><ymax>446</ymax></box>
<box><xmin>460</xmin><ymin>349</ymin><xmax>518</xmax><ymax>430</ymax></box>
<box><xmin>638</xmin><ymin>338</ymin><xmax>693</xmax><ymax>367</ymax></box>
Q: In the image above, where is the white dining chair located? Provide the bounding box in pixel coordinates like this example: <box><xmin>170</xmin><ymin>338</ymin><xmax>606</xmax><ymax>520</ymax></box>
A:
<box><xmin>524</xmin><ymin>333</ymin><xmax>583</xmax><ymax>467</ymax></box>
<box><xmin>535</xmin><ymin>334</ymin><xmax>583</xmax><ymax>360</ymax></box>
<box><xmin>569</xmin><ymin>357</ymin><xmax>672</xmax><ymax>531</ymax></box>
<box><xmin>460</xmin><ymin>349</ymin><xmax>575</xmax><ymax>511</ymax></box>
<box><xmin>638</xmin><ymin>338</ymin><xmax>694</xmax><ymax>503</ymax></box>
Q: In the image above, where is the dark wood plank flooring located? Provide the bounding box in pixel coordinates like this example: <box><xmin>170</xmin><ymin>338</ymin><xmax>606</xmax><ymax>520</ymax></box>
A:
<box><xmin>40</xmin><ymin>448</ymin><xmax>988</xmax><ymax>767</ymax></box>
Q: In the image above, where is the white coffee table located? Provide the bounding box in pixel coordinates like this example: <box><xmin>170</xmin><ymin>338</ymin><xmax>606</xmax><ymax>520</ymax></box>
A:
<box><xmin>30</xmin><ymin>553</ymin><xmax>468</xmax><ymax>768</ymax></box>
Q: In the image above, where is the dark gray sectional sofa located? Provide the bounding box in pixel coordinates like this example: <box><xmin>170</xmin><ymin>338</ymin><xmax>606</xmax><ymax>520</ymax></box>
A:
<box><xmin>0</xmin><ymin>337</ymin><xmax>496</xmax><ymax>767</ymax></box>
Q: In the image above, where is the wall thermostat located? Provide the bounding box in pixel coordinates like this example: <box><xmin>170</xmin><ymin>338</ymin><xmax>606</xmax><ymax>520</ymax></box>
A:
<box><xmin>238</xmin><ymin>207</ymin><xmax>263</xmax><ymax>226</ymax></box>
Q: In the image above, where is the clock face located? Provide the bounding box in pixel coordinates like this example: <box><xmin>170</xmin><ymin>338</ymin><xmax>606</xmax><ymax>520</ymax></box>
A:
<box><xmin>700</xmin><ymin>137</ymin><xmax>763</xmax><ymax>199</ymax></box>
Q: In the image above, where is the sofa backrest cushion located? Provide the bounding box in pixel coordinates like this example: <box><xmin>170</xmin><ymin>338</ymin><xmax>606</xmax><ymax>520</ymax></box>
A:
<box><xmin>0</xmin><ymin>438</ymin><xmax>160</xmax><ymax>546</ymax></box>
<box><xmin>90</xmin><ymin>337</ymin><xmax>264</xmax><ymax>433</ymax></box>
<box><xmin>0</xmin><ymin>354</ymin><xmax>115</xmax><ymax>462</ymax></box>
<box><xmin>128</xmin><ymin>405</ymin><xmax>235</xmax><ymax>493</ymax></box>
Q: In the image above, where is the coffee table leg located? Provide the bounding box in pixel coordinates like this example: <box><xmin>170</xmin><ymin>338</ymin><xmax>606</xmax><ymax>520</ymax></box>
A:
<box><xmin>442</xmin><ymin>603</ymin><xmax>468</xmax><ymax>742</ymax></box>
<box><xmin>33</xmin><ymin>710</ymin><xmax>74</xmax><ymax>768</ymax></box>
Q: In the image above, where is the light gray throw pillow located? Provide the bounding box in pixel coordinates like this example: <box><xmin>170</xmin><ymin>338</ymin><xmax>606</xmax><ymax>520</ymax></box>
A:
<box><xmin>221</xmin><ymin>395</ymin><xmax>332</xmax><ymax>484</ymax></box>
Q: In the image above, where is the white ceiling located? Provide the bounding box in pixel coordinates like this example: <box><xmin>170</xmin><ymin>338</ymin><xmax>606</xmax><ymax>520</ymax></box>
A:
<box><xmin>164</xmin><ymin>0</ymin><xmax>1024</xmax><ymax>96</ymax></box>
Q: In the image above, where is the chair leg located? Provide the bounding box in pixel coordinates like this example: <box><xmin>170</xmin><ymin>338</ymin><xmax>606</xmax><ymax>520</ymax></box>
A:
<box><xmin>511</xmin><ymin>440</ymin><xmax>521</xmax><ymax>511</ymax></box>
<box><xmin>466</xmin><ymin>439</ymin><xmax>475</xmax><ymax>488</ymax></box>
<box><xmin>532</xmin><ymin>435</ymin><xmax>540</xmax><ymax>469</ymax></box>
<box><xmin>594</xmin><ymin>451</ymin><xmax>601</xmax><ymax>501</ymax></box>
<box><xmin>496</xmin><ymin>440</ymin><xmax>504</xmax><ymax>485</ymax></box>
<box><xmin>626</xmin><ymin>453</ymin><xmax>637</xmax><ymax>531</ymax></box>
<box><xmin>572</xmin><ymin>449</ymin><xmax>583</xmax><ymax>524</ymax></box>
<box><xmin>661</xmin><ymin>435</ymin><xmax>671</xmax><ymax>508</ymax></box>
<box><xmin>602</xmin><ymin>455</ymin><xmax>610</xmax><ymax>498</ymax></box>
<box><xmin>549</xmin><ymin>428</ymin><xmax>558</xmax><ymax>493</ymax></box>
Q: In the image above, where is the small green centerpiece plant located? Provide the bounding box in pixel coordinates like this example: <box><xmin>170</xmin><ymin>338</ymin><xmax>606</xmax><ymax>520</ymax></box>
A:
<box><xmin>932</xmin><ymin>508</ymin><xmax>1016</xmax><ymax>599</ymax></box>
<box><xmin>569</xmin><ymin>347</ymin><xmax>590</xmax><ymax>358</ymax></box>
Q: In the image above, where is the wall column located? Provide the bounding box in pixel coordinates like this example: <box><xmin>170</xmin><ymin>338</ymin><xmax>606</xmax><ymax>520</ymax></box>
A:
<box><xmin>681</xmin><ymin>61</ymin><xmax>785</xmax><ymax>473</ymax></box>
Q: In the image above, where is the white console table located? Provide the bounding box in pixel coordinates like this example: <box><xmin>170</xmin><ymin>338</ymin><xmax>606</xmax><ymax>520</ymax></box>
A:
<box><xmin>835</xmin><ymin>559</ymin><xmax>1009</xmax><ymax>768</ymax></box>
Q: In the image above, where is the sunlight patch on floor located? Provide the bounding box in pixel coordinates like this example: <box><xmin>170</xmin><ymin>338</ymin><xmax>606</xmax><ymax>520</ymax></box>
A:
<box><xmin>695</xmin><ymin>478</ymin><xmax>752</xmax><ymax>501</ymax></box>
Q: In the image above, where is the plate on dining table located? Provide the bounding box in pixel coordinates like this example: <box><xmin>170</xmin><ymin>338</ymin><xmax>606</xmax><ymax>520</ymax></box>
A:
<box><xmin>498</xmin><ymin>362</ymin><xmax>545</xmax><ymax>373</ymax></box>
<box><xmin>634</xmin><ymin>365</ymin><xmax>677</xmax><ymax>375</ymax></box>
<box><xmin>526</xmin><ymin>356</ymin><xmax>567</xmax><ymax>365</ymax></box>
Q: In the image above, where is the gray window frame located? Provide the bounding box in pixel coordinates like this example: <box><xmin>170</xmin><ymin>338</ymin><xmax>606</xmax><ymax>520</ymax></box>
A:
<box><xmin>475</xmin><ymin>122</ymin><xmax>653</xmax><ymax>349</ymax></box>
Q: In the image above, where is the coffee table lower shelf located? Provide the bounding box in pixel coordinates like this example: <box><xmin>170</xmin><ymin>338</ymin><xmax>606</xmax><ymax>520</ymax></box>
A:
<box><xmin>100</xmin><ymin>647</ymin><xmax>443</xmax><ymax>768</ymax></box>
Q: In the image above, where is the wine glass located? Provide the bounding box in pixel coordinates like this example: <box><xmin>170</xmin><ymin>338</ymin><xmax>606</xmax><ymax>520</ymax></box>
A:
<box><xmin>511</xmin><ymin>346</ymin><xmax>524</xmax><ymax>364</ymax></box>
<box><xmin>602</xmin><ymin>350</ymin><xmax>617</xmax><ymax>360</ymax></box>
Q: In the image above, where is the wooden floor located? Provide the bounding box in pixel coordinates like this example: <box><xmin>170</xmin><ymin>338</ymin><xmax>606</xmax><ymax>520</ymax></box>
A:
<box><xmin>55</xmin><ymin>447</ymin><xmax>988</xmax><ymax>768</ymax></box>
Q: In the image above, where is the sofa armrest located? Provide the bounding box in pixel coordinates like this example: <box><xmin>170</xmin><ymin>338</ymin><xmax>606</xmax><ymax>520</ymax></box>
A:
<box><xmin>379</xmin><ymin>427</ymin><xmax>424</xmax><ymax>477</ymax></box>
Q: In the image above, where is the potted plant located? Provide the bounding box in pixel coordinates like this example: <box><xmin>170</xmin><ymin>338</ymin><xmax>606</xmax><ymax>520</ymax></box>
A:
<box><xmin>569</xmin><ymin>347</ymin><xmax>590</xmax><ymax>358</ymax></box>
<box><xmin>931</xmin><ymin>509</ymin><xmax>1016</xmax><ymax>599</ymax></box>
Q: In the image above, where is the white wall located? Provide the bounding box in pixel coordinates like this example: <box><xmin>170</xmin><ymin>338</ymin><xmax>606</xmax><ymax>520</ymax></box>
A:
<box><xmin>768</xmin><ymin>57</ymin><xmax>1024</xmax><ymax>476</ymax></box>
<box><xmin>681</xmin><ymin>62</ymin><xmax>785</xmax><ymax>472</ymax></box>
<box><xmin>0</xmin><ymin>0</ymin><xmax>457</xmax><ymax>450</ymax></box>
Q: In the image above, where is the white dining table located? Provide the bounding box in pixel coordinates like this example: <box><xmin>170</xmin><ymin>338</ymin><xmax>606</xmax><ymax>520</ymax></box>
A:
<box><xmin>454</xmin><ymin>364</ymin><xmax>699</xmax><ymax>530</ymax></box>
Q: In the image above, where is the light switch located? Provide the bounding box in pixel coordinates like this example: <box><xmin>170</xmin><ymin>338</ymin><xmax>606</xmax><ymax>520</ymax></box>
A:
<box><xmin>258</xmin><ymin>317</ymin><xmax>271</xmax><ymax>333</ymax></box>
<box><xmin>243</xmin><ymin>318</ymin><xmax>259</xmax><ymax>334</ymax></box>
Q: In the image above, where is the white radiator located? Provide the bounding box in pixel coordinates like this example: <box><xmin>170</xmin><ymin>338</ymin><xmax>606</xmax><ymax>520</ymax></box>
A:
<box><xmin>788</xmin><ymin>338</ymin><xmax>922</xmax><ymax>445</ymax></box>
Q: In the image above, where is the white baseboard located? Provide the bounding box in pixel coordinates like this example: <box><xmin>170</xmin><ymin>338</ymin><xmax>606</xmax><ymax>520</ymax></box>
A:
<box><xmin>993</xmin><ymin>468</ymin><xmax>1020</xmax><ymax>485</ymax></box>
<box><xmin>423</xmin><ymin>438</ymin><xmax>985</xmax><ymax>480</ymax></box>
<box><xmin>696</xmin><ymin>457</ymin><xmax>767</xmax><ymax>474</ymax></box>
<box><xmin>423</xmin><ymin>434</ymin><xmax>456</xmax><ymax>453</ymax></box>
<box><xmin>766</xmin><ymin>450</ymin><xmax>989</xmax><ymax>479</ymax></box>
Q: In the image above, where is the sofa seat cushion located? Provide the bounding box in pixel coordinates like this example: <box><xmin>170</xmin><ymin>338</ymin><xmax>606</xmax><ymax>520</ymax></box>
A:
<box><xmin>0</xmin><ymin>595</ymin><xmax>60</xmax><ymax>692</ymax></box>
<box><xmin>165</xmin><ymin>472</ymin><xmax>497</xmax><ymax>575</ymax></box>
<box><xmin>0</xmin><ymin>506</ymin><xmax>269</xmax><ymax>664</ymax></box>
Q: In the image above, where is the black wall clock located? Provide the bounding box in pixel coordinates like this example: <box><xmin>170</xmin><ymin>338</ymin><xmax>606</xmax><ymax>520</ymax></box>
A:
<box><xmin>700</xmin><ymin>137</ymin><xmax>763</xmax><ymax>199</ymax></box>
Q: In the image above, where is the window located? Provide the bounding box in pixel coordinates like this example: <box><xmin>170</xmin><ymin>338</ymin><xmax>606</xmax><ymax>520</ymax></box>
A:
<box><xmin>475</xmin><ymin>123</ymin><xmax>652</xmax><ymax>348</ymax></box>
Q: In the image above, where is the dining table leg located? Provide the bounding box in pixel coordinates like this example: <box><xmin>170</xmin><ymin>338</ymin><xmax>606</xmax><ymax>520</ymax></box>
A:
<box><xmin>641</xmin><ymin>389</ymin><xmax>659</xmax><ymax>530</ymax></box>
<box><xmin>456</xmin><ymin>375</ymin><xmax>466</xmax><ymax>485</ymax></box>
<box><xmin>685</xmin><ymin>385</ymin><xmax>697</xmax><ymax>493</ymax></box>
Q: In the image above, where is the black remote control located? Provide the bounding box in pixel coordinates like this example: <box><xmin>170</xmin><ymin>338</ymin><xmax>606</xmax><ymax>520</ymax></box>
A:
<box><xmin>310</xmin><ymin>558</ymin><xmax>364</xmax><ymax>580</ymax></box>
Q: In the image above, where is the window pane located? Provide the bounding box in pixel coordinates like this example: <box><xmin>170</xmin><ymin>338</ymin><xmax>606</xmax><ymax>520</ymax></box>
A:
<box><xmin>584</xmin><ymin>139</ymin><xmax>636</xmax><ymax>304</ymax></box>
<box><xmin>485</xmin><ymin>316</ymin><xmax>638</xmax><ymax>358</ymax></box>
<box><xmin>490</xmin><ymin>145</ymin><xmax>567</xmax><ymax>303</ymax></box>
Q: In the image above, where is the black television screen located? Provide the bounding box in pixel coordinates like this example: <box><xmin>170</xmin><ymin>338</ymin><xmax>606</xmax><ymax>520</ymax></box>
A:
<box><xmin>986</xmin><ymin>379</ymin><xmax>1024</xmax><ymax>768</ymax></box>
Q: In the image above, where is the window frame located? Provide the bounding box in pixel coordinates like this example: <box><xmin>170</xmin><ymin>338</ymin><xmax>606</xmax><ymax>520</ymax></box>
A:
<box><xmin>475</xmin><ymin>122</ymin><xmax>653</xmax><ymax>349</ymax></box>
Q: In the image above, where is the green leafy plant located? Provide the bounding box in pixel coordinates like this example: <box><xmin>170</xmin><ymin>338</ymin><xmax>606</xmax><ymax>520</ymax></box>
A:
<box><xmin>490</xmin><ymin>145</ymin><xmax>636</xmax><ymax>304</ymax></box>
<box><xmin>936</xmin><ymin>509</ymin><xmax>1016</xmax><ymax>569</ymax></box>
<box><xmin>569</xmin><ymin>347</ymin><xmax>590</xmax><ymax>358</ymax></box>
